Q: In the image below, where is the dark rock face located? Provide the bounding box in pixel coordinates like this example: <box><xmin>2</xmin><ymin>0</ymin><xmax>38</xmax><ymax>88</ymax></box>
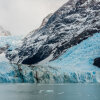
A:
<box><xmin>0</xmin><ymin>45</ymin><xmax>9</xmax><ymax>54</ymax></box>
<box><xmin>93</xmin><ymin>57</ymin><xmax>100</xmax><ymax>68</ymax></box>
<box><xmin>6</xmin><ymin>0</ymin><xmax>100</xmax><ymax>64</ymax></box>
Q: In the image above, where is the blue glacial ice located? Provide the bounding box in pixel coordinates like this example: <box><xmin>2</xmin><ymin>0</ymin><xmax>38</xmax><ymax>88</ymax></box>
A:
<box><xmin>42</xmin><ymin>33</ymin><xmax>100</xmax><ymax>83</ymax></box>
<box><xmin>0</xmin><ymin>36</ymin><xmax>23</xmax><ymax>83</ymax></box>
<box><xmin>0</xmin><ymin>53</ymin><xmax>22</xmax><ymax>83</ymax></box>
<box><xmin>0</xmin><ymin>36</ymin><xmax>23</xmax><ymax>50</ymax></box>
<box><xmin>49</xmin><ymin>33</ymin><xmax>100</xmax><ymax>72</ymax></box>
<box><xmin>0</xmin><ymin>34</ymin><xmax>100</xmax><ymax>83</ymax></box>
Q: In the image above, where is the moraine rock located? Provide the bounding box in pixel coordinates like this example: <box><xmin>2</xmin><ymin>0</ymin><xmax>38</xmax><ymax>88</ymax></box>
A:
<box><xmin>0</xmin><ymin>45</ymin><xmax>9</xmax><ymax>54</ymax></box>
<box><xmin>6</xmin><ymin>0</ymin><xmax>100</xmax><ymax>64</ymax></box>
<box><xmin>94</xmin><ymin>57</ymin><xmax>100</xmax><ymax>68</ymax></box>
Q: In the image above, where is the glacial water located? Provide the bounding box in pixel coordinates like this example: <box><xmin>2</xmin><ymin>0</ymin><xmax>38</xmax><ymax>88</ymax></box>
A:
<box><xmin>0</xmin><ymin>83</ymin><xmax>100</xmax><ymax>100</ymax></box>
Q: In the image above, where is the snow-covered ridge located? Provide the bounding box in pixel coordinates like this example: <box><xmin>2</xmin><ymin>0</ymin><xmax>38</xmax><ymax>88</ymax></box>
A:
<box><xmin>6</xmin><ymin>0</ymin><xmax>100</xmax><ymax>64</ymax></box>
<box><xmin>26</xmin><ymin>13</ymin><xmax>53</xmax><ymax>39</ymax></box>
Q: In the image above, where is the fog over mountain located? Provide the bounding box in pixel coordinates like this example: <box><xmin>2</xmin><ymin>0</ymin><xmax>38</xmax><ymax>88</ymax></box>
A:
<box><xmin>0</xmin><ymin>0</ymin><xmax>67</xmax><ymax>36</ymax></box>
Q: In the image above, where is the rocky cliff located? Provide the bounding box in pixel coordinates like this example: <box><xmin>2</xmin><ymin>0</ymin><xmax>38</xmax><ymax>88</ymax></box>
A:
<box><xmin>6</xmin><ymin>0</ymin><xmax>100</xmax><ymax>65</ymax></box>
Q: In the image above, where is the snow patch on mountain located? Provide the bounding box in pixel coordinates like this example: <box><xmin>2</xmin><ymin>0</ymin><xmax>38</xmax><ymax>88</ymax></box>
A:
<box><xmin>6</xmin><ymin>0</ymin><xmax>100</xmax><ymax>64</ymax></box>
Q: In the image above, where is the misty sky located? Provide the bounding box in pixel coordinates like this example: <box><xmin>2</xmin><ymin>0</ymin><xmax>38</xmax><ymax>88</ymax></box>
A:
<box><xmin>0</xmin><ymin>0</ymin><xmax>68</xmax><ymax>36</ymax></box>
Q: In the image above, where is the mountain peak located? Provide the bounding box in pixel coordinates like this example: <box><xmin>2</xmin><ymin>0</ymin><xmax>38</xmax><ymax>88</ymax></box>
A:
<box><xmin>0</xmin><ymin>26</ymin><xmax>11</xmax><ymax>36</ymax></box>
<box><xmin>6</xmin><ymin>0</ymin><xmax>100</xmax><ymax>64</ymax></box>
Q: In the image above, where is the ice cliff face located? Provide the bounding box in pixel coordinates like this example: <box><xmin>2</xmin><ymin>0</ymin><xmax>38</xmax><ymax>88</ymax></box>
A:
<box><xmin>0</xmin><ymin>35</ymin><xmax>23</xmax><ymax>63</ymax></box>
<box><xmin>6</xmin><ymin>0</ymin><xmax>100</xmax><ymax>64</ymax></box>
<box><xmin>0</xmin><ymin>36</ymin><xmax>23</xmax><ymax>83</ymax></box>
<box><xmin>0</xmin><ymin>26</ymin><xmax>11</xmax><ymax>36</ymax></box>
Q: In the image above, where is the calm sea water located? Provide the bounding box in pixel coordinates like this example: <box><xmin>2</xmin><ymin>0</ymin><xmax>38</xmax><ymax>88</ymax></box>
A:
<box><xmin>0</xmin><ymin>83</ymin><xmax>100</xmax><ymax>100</ymax></box>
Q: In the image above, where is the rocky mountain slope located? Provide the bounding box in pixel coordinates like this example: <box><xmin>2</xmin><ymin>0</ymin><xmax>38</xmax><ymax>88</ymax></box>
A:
<box><xmin>6</xmin><ymin>0</ymin><xmax>100</xmax><ymax>65</ymax></box>
<box><xmin>0</xmin><ymin>0</ymin><xmax>100</xmax><ymax>83</ymax></box>
<box><xmin>25</xmin><ymin>13</ymin><xmax>53</xmax><ymax>39</ymax></box>
<box><xmin>0</xmin><ymin>26</ymin><xmax>11</xmax><ymax>36</ymax></box>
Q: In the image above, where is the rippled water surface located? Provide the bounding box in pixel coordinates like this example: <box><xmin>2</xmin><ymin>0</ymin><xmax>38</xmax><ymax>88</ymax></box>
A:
<box><xmin>0</xmin><ymin>83</ymin><xmax>100</xmax><ymax>100</ymax></box>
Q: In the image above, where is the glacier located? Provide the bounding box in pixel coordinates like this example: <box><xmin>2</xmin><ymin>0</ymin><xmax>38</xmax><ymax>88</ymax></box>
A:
<box><xmin>0</xmin><ymin>0</ymin><xmax>100</xmax><ymax>83</ymax></box>
<box><xmin>48</xmin><ymin>33</ymin><xmax>100</xmax><ymax>71</ymax></box>
<box><xmin>38</xmin><ymin>33</ymin><xmax>100</xmax><ymax>83</ymax></box>
<box><xmin>0</xmin><ymin>34</ymin><xmax>100</xmax><ymax>83</ymax></box>
<box><xmin>6</xmin><ymin>0</ymin><xmax>100</xmax><ymax>64</ymax></box>
<box><xmin>0</xmin><ymin>53</ymin><xmax>22</xmax><ymax>83</ymax></box>
<box><xmin>0</xmin><ymin>36</ymin><xmax>23</xmax><ymax>83</ymax></box>
<box><xmin>0</xmin><ymin>36</ymin><xmax>23</xmax><ymax>49</ymax></box>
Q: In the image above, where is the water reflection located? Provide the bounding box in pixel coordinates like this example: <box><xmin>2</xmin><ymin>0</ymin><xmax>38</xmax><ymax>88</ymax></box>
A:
<box><xmin>0</xmin><ymin>83</ymin><xmax>100</xmax><ymax>100</ymax></box>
